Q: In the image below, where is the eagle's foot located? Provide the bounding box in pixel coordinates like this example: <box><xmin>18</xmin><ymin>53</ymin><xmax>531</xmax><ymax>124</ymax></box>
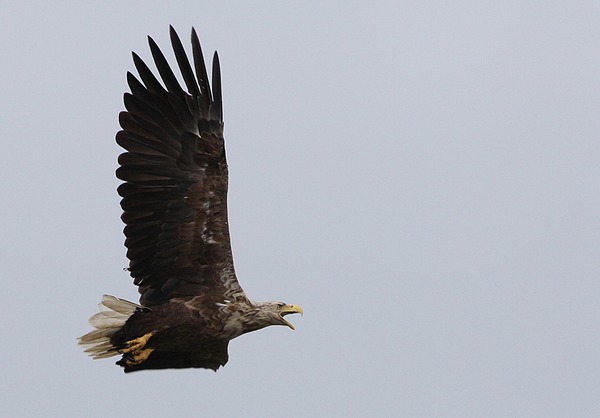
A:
<box><xmin>118</xmin><ymin>332</ymin><xmax>155</xmax><ymax>366</ymax></box>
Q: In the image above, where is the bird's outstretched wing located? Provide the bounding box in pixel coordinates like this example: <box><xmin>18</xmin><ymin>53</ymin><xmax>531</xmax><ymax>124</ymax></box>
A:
<box><xmin>116</xmin><ymin>26</ymin><xmax>244</xmax><ymax>306</ymax></box>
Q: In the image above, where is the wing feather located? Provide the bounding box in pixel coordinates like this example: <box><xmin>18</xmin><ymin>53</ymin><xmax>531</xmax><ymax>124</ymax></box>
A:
<box><xmin>169</xmin><ymin>26</ymin><xmax>201</xmax><ymax>97</ymax></box>
<box><xmin>148</xmin><ymin>35</ymin><xmax>185</xmax><ymax>97</ymax></box>
<box><xmin>190</xmin><ymin>28</ymin><xmax>212</xmax><ymax>105</ymax></box>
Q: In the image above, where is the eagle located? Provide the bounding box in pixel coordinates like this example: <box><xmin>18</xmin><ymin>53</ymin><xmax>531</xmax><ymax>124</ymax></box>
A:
<box><xmin>78</xmin><ymin>27</ymin><xmax>302</xmax><ymax>373</ymax></box>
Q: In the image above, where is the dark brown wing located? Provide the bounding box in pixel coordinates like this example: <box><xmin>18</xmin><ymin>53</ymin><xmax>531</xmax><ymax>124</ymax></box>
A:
<box><xmin>116</xmin><ymin>26</ymin><xmax>245</xmax><ymax>306</ymax></box>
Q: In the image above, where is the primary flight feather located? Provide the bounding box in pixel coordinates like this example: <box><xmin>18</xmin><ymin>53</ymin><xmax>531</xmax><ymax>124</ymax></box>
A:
<box><xmin>78</xmin><ymin>26</ymin><xmax>302</xmax><ymax>372</ymax></box>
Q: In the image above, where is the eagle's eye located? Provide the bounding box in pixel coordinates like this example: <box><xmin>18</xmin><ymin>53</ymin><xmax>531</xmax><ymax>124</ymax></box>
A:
<box><xmin>277</xmin><ymin>303</ymin><xmax>284</xmax><ymax>309</ymax></box>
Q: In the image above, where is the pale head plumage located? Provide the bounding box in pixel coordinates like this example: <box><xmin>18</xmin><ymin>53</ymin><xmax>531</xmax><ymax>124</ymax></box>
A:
<box><xmin>240</xmin><ymin>302</ymin><xmax>304</xmax><ymax>333</ymax></box>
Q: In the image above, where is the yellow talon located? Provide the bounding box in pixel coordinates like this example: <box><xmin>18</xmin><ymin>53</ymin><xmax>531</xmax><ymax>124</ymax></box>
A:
<box><xmin>125</xmin><ymin>347</ymin><xmax>154</xmax><ymax>365</ymax></box>
<box><xmin>119</xmin><ymin>332</ymin><xmax>155</xmax><ymax>365</ymax></box>
<box><xmin>120</xmin><ymin>332</ymin><xmax>154</xmax><ymax>353</ymax></box>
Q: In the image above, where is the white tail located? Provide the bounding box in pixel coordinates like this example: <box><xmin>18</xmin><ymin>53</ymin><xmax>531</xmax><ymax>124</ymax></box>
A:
<box><xmin>78</xmin><ymin>295</ymin><xmax>141</xmax><ymax>359</ymax></box>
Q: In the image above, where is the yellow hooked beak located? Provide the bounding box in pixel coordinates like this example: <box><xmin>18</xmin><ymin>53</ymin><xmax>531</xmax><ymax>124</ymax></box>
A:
<box><xmin>279</xmin><ymin>304</ymin><xmax>303</xmax><ymax>330</ymax></box>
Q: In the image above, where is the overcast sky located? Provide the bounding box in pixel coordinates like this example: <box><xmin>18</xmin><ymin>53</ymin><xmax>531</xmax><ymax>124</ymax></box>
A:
<box><xmin>2</xmin><ymin>1</ymin><xmax>600</xmax><ymax>417</ymax></box>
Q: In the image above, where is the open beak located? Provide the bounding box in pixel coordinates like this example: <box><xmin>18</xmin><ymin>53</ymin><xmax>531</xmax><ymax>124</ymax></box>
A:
<box><xmin>280</xmin><ymin>304</ymin><xmax>303</xmax><ymax>330</ymax></box>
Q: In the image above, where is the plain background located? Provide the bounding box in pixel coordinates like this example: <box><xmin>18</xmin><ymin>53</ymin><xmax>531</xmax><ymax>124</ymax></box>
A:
<box><xmin>2</xmin><ymin>1</ymin><xmax>599</xmax><ymax>417</ymax></box>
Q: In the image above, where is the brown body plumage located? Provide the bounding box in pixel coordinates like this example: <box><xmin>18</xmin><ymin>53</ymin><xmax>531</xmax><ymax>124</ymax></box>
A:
<box><xmin>78</xmin><ymin>27</ymin><xmax>302</xmax><ymax>372</ymax></box>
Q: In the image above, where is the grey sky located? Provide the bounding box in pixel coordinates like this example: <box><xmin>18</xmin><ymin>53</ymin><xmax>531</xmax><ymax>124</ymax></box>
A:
<box><xmin>2</xmin><ymin>1</ymin><xmax>600</xmax><ymax>417</ymax></box>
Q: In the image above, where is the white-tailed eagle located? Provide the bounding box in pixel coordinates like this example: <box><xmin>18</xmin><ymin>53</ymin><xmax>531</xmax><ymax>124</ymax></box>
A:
<box><xmin>78</xmin><ymin>27</ymin><xmax>302</xmax><ymax>372</ymax></box>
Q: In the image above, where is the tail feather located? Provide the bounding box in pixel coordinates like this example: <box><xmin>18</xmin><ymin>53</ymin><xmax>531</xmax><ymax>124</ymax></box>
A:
<box><xmin>100</xmin><ymin>296</ymin><xmax>141</xmax><ymax>315</ymax></box>
<box><xmin>89</xmin><ymin>311</ymin><xmax>129</xmax><ymax>329</ymax></box>
<box><xmin>78</xmin><ymin>295</ymin><xmax>142</xmax><ymax>359</ymax></box>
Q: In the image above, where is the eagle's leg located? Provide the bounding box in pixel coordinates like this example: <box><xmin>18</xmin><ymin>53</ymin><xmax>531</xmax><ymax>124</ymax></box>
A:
<box><xmin>118</xmin><ymin>331</ymin><xmax>155</xmax><ymax>366</ymax></box>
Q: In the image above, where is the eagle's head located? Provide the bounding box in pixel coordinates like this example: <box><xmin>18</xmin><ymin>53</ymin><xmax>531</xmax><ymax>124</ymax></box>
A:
<box><xmin>242</xmin><ymin>301</ymin><xmax>303</xmax><ymax>333</ymax></box>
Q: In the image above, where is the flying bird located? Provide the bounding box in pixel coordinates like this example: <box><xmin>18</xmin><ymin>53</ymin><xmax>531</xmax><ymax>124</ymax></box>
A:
<box><xmin>78</xmin><ymin>27</ymin><xmax>302</xmax><ymax>372</ymax></box>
